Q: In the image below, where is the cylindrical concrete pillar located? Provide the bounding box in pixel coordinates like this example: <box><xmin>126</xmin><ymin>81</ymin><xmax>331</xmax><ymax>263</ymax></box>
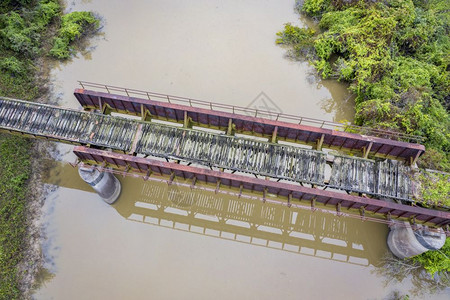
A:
<box><xmin>387</xmin><ymin>221</ymin><xmax>446</xmax><ymax>259</ymax></box>
<box><xmin>78</xmin><ymin>167</ymin><xmax>121</xmax><ymax>204</ymax></box>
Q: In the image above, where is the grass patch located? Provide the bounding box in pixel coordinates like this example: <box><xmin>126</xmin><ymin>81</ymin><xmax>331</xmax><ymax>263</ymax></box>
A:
<box><xmin>418</xmin><ymin>171</ymin><xmax>450</xmax><ymax>208</ymax></box>
<box><xmin>0</xmin><ymin>135</ymin><xmax>32</xmax><ymax>299</ymax></box>
<box><xmin>0</xmin><ymin>1</ymin><xmax>99</xmax><ymax>298</ymax></box>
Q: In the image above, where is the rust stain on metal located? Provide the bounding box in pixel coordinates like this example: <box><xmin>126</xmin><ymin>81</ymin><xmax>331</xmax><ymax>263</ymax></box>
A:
<box><xmin>74</xmin><ymin>88</ymin><xmax>425</xmax><ymax>161</ymax></box>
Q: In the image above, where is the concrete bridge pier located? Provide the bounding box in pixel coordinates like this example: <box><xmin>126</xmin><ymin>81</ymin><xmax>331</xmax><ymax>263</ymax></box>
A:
<box><xmin>78</xmin><ymin>166</ymin><xmax>121</xmax><ymax>204</ymax></box>
<box><xmin>387</xmin><ymin>221</ymin><xmax>446</xmax><ymax>259</ymax></box>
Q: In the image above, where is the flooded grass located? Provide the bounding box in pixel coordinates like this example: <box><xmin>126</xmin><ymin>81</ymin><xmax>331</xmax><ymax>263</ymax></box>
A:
<box><xmin>0</xmin><ymin>134</ymin><xmax>32</xmax><ymax>299</ymax></box>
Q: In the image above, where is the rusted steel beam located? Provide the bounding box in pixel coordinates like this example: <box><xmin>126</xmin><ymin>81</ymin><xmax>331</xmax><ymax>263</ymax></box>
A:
<box><xmin>72</xmin><ymin>146</ymin><xmax>449</xmax><ymax>227</ymax></box>
<box><xmin>316</xmin><ymin>134</ymin><xmax>325</xmax><ymax>151</ymax></box>
<box><xmin>226</xmin><ymin>118</ymin><xmax>234</xmax><ymax>135</ymax></box>
<box><xmin>190</xmin><ymin>175</ymin><xmax>197</xmax><ymax>188</ymax></box>
<box><xmin>363</xmin><ymin>142</ymin><xmax>373</xmax><ymax>159</ymax></box>
<box><xmin>74</xmin><ymin>89</ymin><xmax>426</xmax><ymax>161</ymax></box>
<box><xmin>311</xmin><ymin>197</ymin><xmax>317</xmax><ymax>210</ymax></box>
<box><xmin>271</xmin><ymin>126</ymin><xmax>278</xmax><ymax>143</ymax></box>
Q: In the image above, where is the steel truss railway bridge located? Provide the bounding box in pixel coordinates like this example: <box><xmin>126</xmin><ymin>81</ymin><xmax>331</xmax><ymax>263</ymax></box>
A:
<box><xmin>0</xmin><ymin>81</ymin><xmax>449</xmax><ymax>230</ymax></box>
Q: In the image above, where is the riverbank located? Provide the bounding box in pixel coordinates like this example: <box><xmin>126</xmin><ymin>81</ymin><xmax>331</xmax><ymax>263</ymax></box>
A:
<box><xmin>0</xmin><ymin>135</ymin><xmax>33</xmax><ymax>299</ymax></box>
<box><xmin>0</xmin><ymin>1</ymin><xmax>98</xmax><ymax>298</ymax></box>
<box><xmin>0</xmin><ymin>135</ymin><xmax>56</xmax><ymax>299</ymax></box>
<box><xmin>276</xmin><ymin>0</ymin><xmax>449</xmax><ymax>281</ymax></box>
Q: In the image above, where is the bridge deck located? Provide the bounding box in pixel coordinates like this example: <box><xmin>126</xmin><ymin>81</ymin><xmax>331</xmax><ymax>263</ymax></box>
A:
<box><xmin>0</xmin><ymin>97</ymin><xmax>438</xmax><ymax>206</ymax></box>
<box><xmin>74</xmin><ymin>86</ymin><xmax>425</xmax><ymax>162</ymax></box>
<box><xmin>0</xmin><ymin>98</ymin><xmax>137</xmax><ymax>151</ymax></box>
<box><xmin>136</xmin><ymin>123</ymin><xmax>326</xmax><ymax>185</ymax></box>
<box><xmin>329</xmin><ymin>155</ymin><xmax>415</xmax><ymax>200</ymax></box>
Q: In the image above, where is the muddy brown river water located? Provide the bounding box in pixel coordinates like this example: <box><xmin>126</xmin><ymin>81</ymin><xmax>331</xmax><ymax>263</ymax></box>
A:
<box><xmin>34</xmin><ymin>0</ymin><xmax>448</xmax><ymax>299</ymax></box>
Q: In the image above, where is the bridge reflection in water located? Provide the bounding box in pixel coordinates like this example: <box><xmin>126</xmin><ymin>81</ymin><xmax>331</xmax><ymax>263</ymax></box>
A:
<box><xmin>45</xmin><ymin>162</ymin><xmax>388</xmax><ymax>267</ymax></box>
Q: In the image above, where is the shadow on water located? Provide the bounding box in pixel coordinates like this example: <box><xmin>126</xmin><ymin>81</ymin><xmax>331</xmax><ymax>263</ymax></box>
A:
<box><xmin>44</xmin><ymin>161</ymin><xmax>389</xmax><ymax>267</ymax></box>
<box><xmin>318</xmin><ymin>79</ymin><xmax>356</xmax><ymax>123</ymax></box>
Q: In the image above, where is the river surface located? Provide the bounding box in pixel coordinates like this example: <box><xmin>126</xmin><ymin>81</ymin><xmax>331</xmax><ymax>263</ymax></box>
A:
<box><xmin>35</xmin><ymin>0</ymin><xmax>448</xmax><ymax>299</ymax></box>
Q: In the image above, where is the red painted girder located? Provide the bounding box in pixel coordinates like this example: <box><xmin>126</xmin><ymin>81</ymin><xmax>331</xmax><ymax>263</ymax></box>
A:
<box><xmin>72</xmin><ymin>146</ymin><xmax>448</xmax><ymax>226</ymax></box>
<box><xmin>74</xmin><ymin>89</ymin><xmax>425</xmax><ymax>160</ymax></box>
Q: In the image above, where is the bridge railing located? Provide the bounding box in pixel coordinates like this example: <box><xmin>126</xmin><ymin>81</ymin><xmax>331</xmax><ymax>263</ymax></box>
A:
<box><xmin>78</xmin><ymin>81</ymin><xmax>425</xmax><ymax>144</ymax></box>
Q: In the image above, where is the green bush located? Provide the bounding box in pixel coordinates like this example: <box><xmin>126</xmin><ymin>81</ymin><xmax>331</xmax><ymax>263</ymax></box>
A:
<box><xmin>49</xmin><ymin>11</ymin><xmax>99</xmax><ymax>59</ymax></box>
<box><xmin>0</xmin><ymin>56</ymin><xmax>27</xmax><ymax>77</ymax></box>
<box><xmin>276</xmin><ymin>23</ymin><xmax>315</xmax><ymax>59</ymax></box>
<box><xmin>302</xmin><ymin>0</ymin><xmax>331</xmax><ymax>16</ymax></box>
<box><xmin>276</xmin><ymin>23</ymin><xmax>315</xmax><ymax>46</ymax></box>
<box><xmin>277</xmin><ymin>0</ymin><xmax>450</xmax><ymax>172</ymax></box>
<box><xmin>412</xmin><ymin>237</ymin><xmax>450</xmax><ymax>277</ymax></box>
<box><xmin>418</xmin><ymin>171</ymin><xmax>450</xmax><ymax>207</ymax></box>
<box><xmin>0</xmin><ymin>1</ymin><xmax>99</xmax><ymax>298</ymax></box>
<box><xmin>49</xmin><ymin>36</ymin><xmax>69</xmax><ymax>59</ymax></box>
<box><xmin>0</xmin><ymin>1</ymin><xmax>59</xmax><ymax>58</ymax></box>
<box><xmin>0</xmin><ymin>11</ymin><xmax>39</xmax><ymax>57</ymax></box>
<box><xmin>33</xmin><ymin>0</ymin><xmax>59</xmax><ymax>29</ymax></box>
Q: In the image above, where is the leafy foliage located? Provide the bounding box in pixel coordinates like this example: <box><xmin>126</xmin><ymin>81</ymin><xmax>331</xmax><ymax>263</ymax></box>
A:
<box><xmin>277</xmin><ymin>0</ymin><xmax>450</xmax><ymax>277</ymax></box>
<box><xmin>277</xmin><ymin>0</ymin><xmax>450</xmax><ymax>171</ymax></box>
<box><xmin>0</xmin><ymin>0</ymin><xmax>61</xmax><ymax>99</ymax></box>
<box><xmin>0</xmin><ymin>1</ymin><xmax>59</xmax><ymax>58</ymax></box>
<box><xmin>34</xmin><ymin>0</ymin><xmax>60</xmax><ymax>29</ymax></box>
<box><xmin>276</xmin><ymin>23</ymin><xmax>315</xmax><ymax>58</ymax></box>
<box><xmin>302</xmin><ymin>0</ymin><xmax>331</xmax><ymax>16</ymax></box>
<box><xmin>418</xmin><ymin>171</ymin><xmax>450</xmax><ymax>207</ymax></box>
<box><xmin>412</xmin><ymin>237</ymin><xmax>450</xmax><ymax>276</ymax></box>
<box><xmin>0</xmin><ymin>11</ymin><xmax>40</xmax><ymax>57</ymax></box>
<box><xmin>0</xmin><ymin>56</ymin><xmax>27</xmax><ymax>77</ymax></box>
<box><xmin>49</xmin><ymin>11</ymin><xmax>99</xmax><ymax>59</ymax></box>
<box><xmin>0</xmin><ymin>1</ymin><xmax>99</xmax><ymax>298</ymax></box>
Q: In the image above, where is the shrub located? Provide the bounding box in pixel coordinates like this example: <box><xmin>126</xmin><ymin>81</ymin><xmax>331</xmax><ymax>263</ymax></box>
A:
<box><xmin>49</xmin><ymin>11</ymin><xmax>99</xmax><ymax>59</ymax></box>
<box><xmin>0</xmin><ymin>11</ymin><xmax>39</xmax><ymax>57</ymax></box>
<box><xmin>302</xmin><ymin>0</ymin><xmax>331</xmax><ymax>16</ymax></box>
<box><xmin>412</xmin><ymin>238</ymin><xmax>450</xmax><ymax>277</ymax></box>
<box><xmin>418</xmin><ymin>171</ymin><xmax>450</xmax><ymax>207</ymax></box>
<box><xmin>277</xmin><ymin>0</ymin><xmax>450</xmax><ymax>172</ymax></box>
<box><xmin>0</xmin><ymin>56</ymin><xmax>27</xmax><ymax>77</ymax></box>
<box><xmin>33</xmin><ymin>0</ymin><xmax>59</xmax><ymax>29</ymax></box>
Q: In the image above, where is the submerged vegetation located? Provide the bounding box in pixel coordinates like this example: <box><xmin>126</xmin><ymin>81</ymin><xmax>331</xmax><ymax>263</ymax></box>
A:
<box><xmin>376</xmin><ymin>251</ymin><xmax>449</xmax><ymax>297</ymax></box>
<box><xmin>276</xmin><ymin>0</ymin><xmax>449</xmax><ymax>281</ymax></box>
<box><xmin>0</xmin><ymin>1</ymin><xmax>99</xmax><ymax>298</ymax></box>
<box><xmin>49</xmin><ymin>11</ymin><xmax>99</xmax><ymax>59</ymax></box>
